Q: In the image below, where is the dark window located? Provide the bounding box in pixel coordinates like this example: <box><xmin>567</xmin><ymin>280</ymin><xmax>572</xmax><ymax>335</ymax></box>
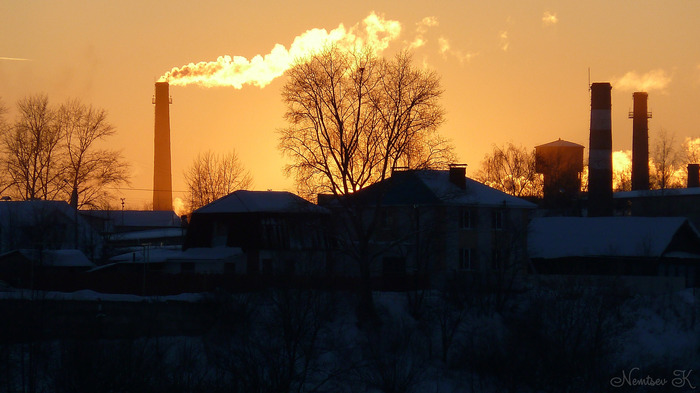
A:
<box><xmin>459</xmin><ymin>208</ymin><xmax>476</xmax><ymax>229</ymax></box>
<box><xmin>492</xmin><ymin>211</ymin><xmax>503</xmax><ymax>230</ymax></box>
<box><xmin>459</xmin><ymin>248</ymin><xmax>476</xmax><ymax>271</ymax></box>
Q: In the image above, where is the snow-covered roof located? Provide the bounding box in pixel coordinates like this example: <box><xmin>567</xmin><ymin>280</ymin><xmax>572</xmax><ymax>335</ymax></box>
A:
<box><xmin>615</xmin><ymin>188</ymin><xmax>700</xmax><ymax>199</ymax></box>
<box><xmin>109</xmin><ymin>227</ymin><xmax>184</xmax><ymax>241</ymax></box>
<box><xmin>0</xmin><ymin>249</ymin><xmax>95</xmax><ymax>267</ymax></box>
<box><xmin>109</xmin><ymin>246</ymin><xmax>243</xmax><ymax>263</ymax></box>
<box><xmin>414</xmin><ymin>171</ymin><xmax>537</xmax><ymax>208</ymax></box>
<box><xmin>195</xmin><ymin>190</ymin><xmax>329</xmax><ymax>214</ymax></box>
<box><xmin>528</xmin><ymin>216</ymin><xmax>699</xmax><ymax>259</ymax></box>
<box><xmin>81</xmin><ymin>210</ymin><xmax>182</xmax><ymax>228</ymax></box>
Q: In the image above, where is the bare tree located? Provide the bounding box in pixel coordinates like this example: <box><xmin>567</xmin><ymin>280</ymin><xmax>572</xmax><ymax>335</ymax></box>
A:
<box><xmin>279</xmin><ymin>46</ymin><xmax>453</xmax><ymax>320</ymax></box>
<box><xmin>475</xmin><ymin>143</ymin><xmax>542</xmax><ymax>197</ymax></box>
<box><xmin>184</xmin><ymin>150</ymin><xmax>252</xmax><ymax>213</ymax></box>
<box><xmin>1</xmin><ymin>95</ymin><xmax>64</xmax><ymax>200</ymax></box>
<box><xmin>651</xmin><ymin>128</ymin><xmax>683</xmax><ymax>190</ymax></box>
<box><xmin>1</xmin><ymin>95</ymin><xmax>130</xmax><ymax>207</ymax></box>
<box><xmin>56</xmin><ymin>99</ymin><xmax>130</xmax><ymax>208</ymax></box>
<box><xmin>279</xmin><ymin>46</ymin><xmax>453</xmax><ymax>199</ymax></box>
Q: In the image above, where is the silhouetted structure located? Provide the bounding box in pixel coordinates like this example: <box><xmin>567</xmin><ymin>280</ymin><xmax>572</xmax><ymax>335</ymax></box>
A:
<box><xmin>588</xmin><ymin>82</ymin><xmax>613</xmax><ymax>216</ymax></box>
<box><xmin>688</xmin><ymin>164</ymin><xmax>700</xmax><ymax>188</ymax></box>
<box><xmin>153</xmin><ymin>82</ymin><xmax>173</xmax><ymax>211</ymax></box>
<box><xmin>630</xmin><ymin>92</ymin><xmax>652</xmax><ymax>191</ymax></box>
<box><xmin>535</xmin><ymin>139</ymin><xmax>584</xmax><ymax>208</ymax></box>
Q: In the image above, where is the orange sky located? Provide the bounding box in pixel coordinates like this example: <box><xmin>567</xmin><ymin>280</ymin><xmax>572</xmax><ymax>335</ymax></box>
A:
<box><xmin>2</xmin><ymin>1</ymin><xmax>700</xmax><ymax>212</ymax></box>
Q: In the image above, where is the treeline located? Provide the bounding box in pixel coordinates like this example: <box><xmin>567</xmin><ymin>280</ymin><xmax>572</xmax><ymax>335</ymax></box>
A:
<box><xmin>0</xmin><ymin>95</ymin><xmax>129</xmax><ymax>209</ymax></box>
<box><xmin>1</xmin><ymin>279</ymin><xmax>698</xmax><ymax>392</ymax></box>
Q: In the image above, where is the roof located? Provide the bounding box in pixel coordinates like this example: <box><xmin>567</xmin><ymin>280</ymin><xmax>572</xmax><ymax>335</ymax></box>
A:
<box><xmin>349</xmin><ymin>170</ymin><xmax>537</xmax><ymax>209</ymax></box>
<box><xmin>195</xmin><ymin>190</ymin><xmax>329</xmax><ymax>214</ymax></box>
<box><xmin>80</xmin><ymin>210</ymin><xmax>182</xmax><ymax>228</ymax></box>
<box><xmin>535</xmin><ymin>139</ymin><xmax>585</xmax><ymax>149</ymax></box>
<box><xmin>0</xmin><ymin>249</ymin><xmax>95</xmax><ymax>267</ymax></box>
<box><xmin>109</xmin><ymin>246</ymin><xmax>243</xmax><ymax>263</ymax></box>
<box><xmin>528</xmin><ymin>216</ymin><xmax>700</xmax><ymax>259</ymax></box>
<box><xmin>614</xmin><ymin>188</ymin><xmax>700</xmax><ymax>199</ymax></box>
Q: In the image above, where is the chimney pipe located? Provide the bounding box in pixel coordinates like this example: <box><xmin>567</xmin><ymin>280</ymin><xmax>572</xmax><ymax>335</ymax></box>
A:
<box><xmin>588</xmin><ymin>82</ymin><xmax>613</xmax><ymax>217</ymax></box>
<box><xmin>153</xmin><ymin>82</ymin><xmax>173</xmax><ymax>211</ymax></box>
<box><xmin>630</xmin><ymin>92</ymin><xmax>650</xmax><ymax>191</ymax></box>
<box><xmin>449</xmin><ymin>164</ymin><xmax>467</xmax><ymax>190</ymax></box>
<box><xmin>688</xmin><ymin>164</ymin><xmax>700</xmax><ymax>188</ymax></box>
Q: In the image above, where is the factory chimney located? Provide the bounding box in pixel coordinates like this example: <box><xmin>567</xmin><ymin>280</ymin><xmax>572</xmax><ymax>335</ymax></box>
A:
<box><xmin>630</xmin><ymin>92</ymin><xmax>651</xmax><ymax>191</ymax></box>
<box><xmin>588</xmin><ymin>82</ymin><xmax>613</xmax><ymax>217</ymax></box>
<box><xmin>153</xmin><ymin>81</ymin><xmax>173</xmax><ymax>211</ymax></box>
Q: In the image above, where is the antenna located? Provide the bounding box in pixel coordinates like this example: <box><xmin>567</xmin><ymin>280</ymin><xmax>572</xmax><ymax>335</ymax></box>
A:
<box><xmin>588</xmin><ymin>67</ymin><xmax>591</xmax><ymax>88</ymax></box>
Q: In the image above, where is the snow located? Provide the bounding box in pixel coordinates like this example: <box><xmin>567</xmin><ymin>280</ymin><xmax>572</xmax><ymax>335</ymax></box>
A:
<box><xmin>80</xmin><ymin>209</ymin><xmax>182</xmax><ymax>228</ymax></box>
<box><xmin>109</xmin><ymin>227</ymin><xmax>184</xmax><ymax>241</ymax></box>
<box><xmin>528</xmin><ymin>216</ymin><xmax>694</xmax><ymax>259</ymax></box>
<box><xmin>195</xmin><ymin>190</ymin><xmax>329</xmax><ymax>214</ymax></box>
<box><xmin>2</xmin><ymin>249</ymin><xmax>96</xmax><ymax>267</ymax></box>
<box><xmin>108</xmin><ymin>246</ymin><xmax>243</xmax><ymax>263</ymax></box>
<box><xmin>415</xmin><ymin>170</ymin><xmax>537</xmax><ymax>208</ymax></box>
<box><xmin>0</xmin><ymin>288</ymin><xmax>205</xmax><ymax>302</ymax></box>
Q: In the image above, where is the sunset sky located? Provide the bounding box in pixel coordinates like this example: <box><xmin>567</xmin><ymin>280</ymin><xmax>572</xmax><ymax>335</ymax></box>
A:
<box><xmin>2</xmin><ymin>1</ymin><xmax>700</xmax><ymax>212</ymax></box>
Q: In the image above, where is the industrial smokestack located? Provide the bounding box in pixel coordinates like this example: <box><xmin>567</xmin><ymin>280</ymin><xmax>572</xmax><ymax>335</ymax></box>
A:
<box><xmin>630</xmin><ymin>92</ymin><xmax>651</xmax><ymax>191</ymax></box>
<box><xmin>153</xmin><ymin>82</ymin><xmax>173</xmax><ymax>211</ymax></box>
<box><xmin>688</xmin><ymin>164</ymin><xmax>700</xmax><ymax>188</ymax></box>
<box><xmin>588</xmin><ymin>82</ymin><xmax>613</xmax><ymax>217</ymax></box>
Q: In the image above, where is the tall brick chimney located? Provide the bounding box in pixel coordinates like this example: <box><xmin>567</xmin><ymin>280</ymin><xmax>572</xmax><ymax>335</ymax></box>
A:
<box><xmin>588</xmin><ymin>82</ymin><xmax>613</xmax><ymax>217</ymax></box>
<box><xmin>153</xmin><ymin>82</ymin><xmax>173</xmax><ymax>211</ymax></box>
<box><xmin>630</xmin><ymin>92</ymin><xmax>651</xmax><ymax>191</ymax></box>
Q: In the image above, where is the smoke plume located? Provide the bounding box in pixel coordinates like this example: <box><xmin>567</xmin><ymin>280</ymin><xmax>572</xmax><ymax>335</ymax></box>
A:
<box><xmin>160</xmin><ymin>12</ymin><xmax>401</xmax><ymax>88</ymax></box>
<box><xmin>614</xmin><ymin>69</ymin><xmax>671</xmax><ymax>92</ymax></box>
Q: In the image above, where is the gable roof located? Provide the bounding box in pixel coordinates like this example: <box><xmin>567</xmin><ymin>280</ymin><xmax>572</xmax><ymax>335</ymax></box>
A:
<box><xmin>81</xmin><ymin>210</ymin><xmax>181</xmax><ymax>228</ymax></box>
<box><xmin>195</xmin><ymin>190</ymin><xmax>329</xmax><ymax>214</ymax></box>
<box><xmin>528</xmin><ymin>216</ymin><xmax>700</xmax><ymax>259</ymax></box>
<box><xmin>349</xmin><ymin>170</ymin><xmax>537</xmax><ymax>209</ymax></box>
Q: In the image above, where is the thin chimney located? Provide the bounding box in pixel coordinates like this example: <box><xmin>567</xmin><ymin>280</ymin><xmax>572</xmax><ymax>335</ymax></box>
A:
<box><xmin>688</xmin><ymin>164</ymin><xmax>700</xmax><ymax>188</ymax></box>
<box><xmin>630</xmin><ymin>92</ymin><xmax>651</xmax><ymax>191</ymax></box>
<box><xmin>153</xmin><ymin>82</ymin><xmax>173</xmax><ymax>211</ymax></box>
<box><xmin>588</xmin><ymin>82</ymin><xmax>613</xmax><ymax>217</ymax></box>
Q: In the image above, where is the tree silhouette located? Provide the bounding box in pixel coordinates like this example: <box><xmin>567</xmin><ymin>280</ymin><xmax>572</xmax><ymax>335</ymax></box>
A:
<box><xmin>0</xmin><ymin>95</ymin><xmax>129</xmax><ymax>207</ymax></box>
<box><xmin>184</xmin><ymin>150</ymin><xmax>252</xmax><ymax>213</ymax></box>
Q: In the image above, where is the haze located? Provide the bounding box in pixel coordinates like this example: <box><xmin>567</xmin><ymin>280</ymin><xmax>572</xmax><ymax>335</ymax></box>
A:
<box><xmin>2</xmin><ymin>1</ymin><xmax>700</xmax><ymax>212</ymax></box>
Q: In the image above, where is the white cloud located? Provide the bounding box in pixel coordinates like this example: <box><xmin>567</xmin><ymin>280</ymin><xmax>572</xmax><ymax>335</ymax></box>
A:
<box><xmin>500</xmin><ymin>31</ymin><xmax>509</xmax><ymax>52</ymax></box>
<box><xmin>542</xmin><ymin>11</ymin><xmax>558</xmax><ymax>26</ymax></box>
<box><xmin>408</xmin><ymin>16</ymin><xmax>439</xmax><ymax>49</ymax></box>
<box><xmin>438</xmin><ymin>36</ymin><xmax>476</xmax><ymax>64</ymax></box>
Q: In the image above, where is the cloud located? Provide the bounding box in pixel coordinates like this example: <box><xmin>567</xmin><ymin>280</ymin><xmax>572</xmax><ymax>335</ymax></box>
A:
<box><xmin>542</xmin><ymin>11</ymin><xmax>558</xmax><ymax>26</ymax></box>
<box><xmin>614</xmin><ymin>69</ymin><xmax>672</xmax><ymax>92</ymax></box>
<box><xmin>408</xmin><ymin>16</ymin><xmax>439</xmax><ymax>50</ymax></box>
<box><xmin>500</xmin><ymin>31</ymin><xmax>509</xmax><ymax>52</ymax></box>
<box><xmin>438</xmin><ymin>37</ymin><xmax>477</xmax><ymax>64</ymax></box>
<box><xmin>0</xmin><ymin>57</ymin><xmax>31</xmax><ymax>61</ymax></box>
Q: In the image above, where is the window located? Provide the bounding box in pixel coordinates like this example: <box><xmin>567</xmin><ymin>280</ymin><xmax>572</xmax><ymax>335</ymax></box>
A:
<box><xmin>459</xmin><ymin>248</ymin><xmax>476</xmax><ymax>271</ymax></box>
<box><xmin>492</xmin><ymin>210</ymin><xmax>504</xmax><ymax>230</ymax></box>
<box><xmin>459</xmin><ymin>208</ymin><xmax>476</xmax><ymax>229</ymax></box>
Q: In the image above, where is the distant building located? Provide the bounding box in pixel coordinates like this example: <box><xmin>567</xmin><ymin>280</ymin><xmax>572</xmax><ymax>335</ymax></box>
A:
<box><xmin>0</xmin><ymin>200</ymin><xmax>102</xmax><ymax>260</ymax></box>
<box><xmin>184</xmin><ymin>190</ymin><xmax>331</xmax><ymax>276</ymax></box>
<box><xmin>528</xmin><ymin>216</ymin><xmax>700</xmax><ymax>292</ymax></box>
<box><xmin>319</xmin><ymin>167</ymin><xmax>537</xmax><ymax>283</ymax></box>
<box><xmin>80</xmin><ymin>210</ymin><xmax>184</xmax><ymax>258</ymax></box>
